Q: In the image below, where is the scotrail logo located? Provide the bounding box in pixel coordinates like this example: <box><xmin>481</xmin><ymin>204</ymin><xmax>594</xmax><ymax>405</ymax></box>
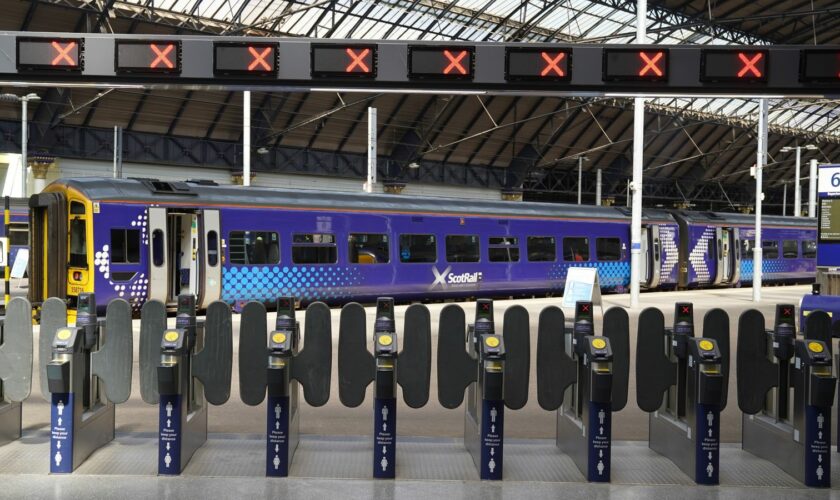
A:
<box><xmin>430</xmin><ymin>266</ymin><xmax>483</xmax><ymax>290</ymax></box>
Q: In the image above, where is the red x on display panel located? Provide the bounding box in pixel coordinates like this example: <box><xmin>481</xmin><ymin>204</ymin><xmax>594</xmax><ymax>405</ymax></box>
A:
<box><xmin>701</xmin><ymin>49</ymin><xmax>768</xmax><ymax>83</ymax></box>
<box><xmin>408</xmin><ymin>46</ymin><xmax>474</xmax><ymax>79</ymax></box>
<box><xmin>603</xmin><ymin>49</ymin><xmax>668</xmax><ymax>82</ymax></box>
<box><xmin>116</xmin><ymin>41</ymin><xmax>181</xmax><ymax>74</ymax></box>
<box><xmin>311</xmin><ymin>44</ymin><xmax>376</xmax><ymax>77</ymax></box>
<box><xmin>801</xmin><ymin>50</ymin><xmax>840</xmax><ymax>82</ymax></box>
<box><xmin>214</xmin><ymin>42</ymin><xmax>277</xmax><ymax>76</ymax></box>
<box><xmin>17</xmin><ymin>38</ymin><xmax>82</xmax><ymax>71</ymax></box>
<box><xmin>505</xmin><ymin>48</ymin><xmax>571</xmax><ymax>81</ymax></box>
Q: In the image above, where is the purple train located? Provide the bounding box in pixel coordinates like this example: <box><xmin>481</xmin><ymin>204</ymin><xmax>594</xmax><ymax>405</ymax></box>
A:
<box><xmin>28</xmin><ymin>177</ymin><xmax>815</xmax><ymax>312</ymax></box>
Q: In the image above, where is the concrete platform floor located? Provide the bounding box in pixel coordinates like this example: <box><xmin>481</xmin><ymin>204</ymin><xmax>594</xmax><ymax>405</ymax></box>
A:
<box><xmin>21</xmin><ymin>284</ymin><xmax>817</xmax><ymax>443</ymax></box>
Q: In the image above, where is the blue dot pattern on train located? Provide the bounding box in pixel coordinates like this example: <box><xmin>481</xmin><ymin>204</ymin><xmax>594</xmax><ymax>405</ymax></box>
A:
<box><xmin>740</xmin><ymin>259</ymin><xmax>788</xmax><ymax>281</ymax></box>
<box><xmin>549</xmin><ymin>261</ymin><xmax>631</xmax><ymax>289</ymax></box>
<box><xmin>222</xmin><ymin>266</ymin><xmax>363</xmax><ymax>303</ymax></box>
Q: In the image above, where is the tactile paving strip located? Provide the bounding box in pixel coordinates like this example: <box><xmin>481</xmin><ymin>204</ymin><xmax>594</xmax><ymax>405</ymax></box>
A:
<box><xmin>0</xmin><ymin>430</ymin><xmax>838</xmax><ymax>490</ymax></box>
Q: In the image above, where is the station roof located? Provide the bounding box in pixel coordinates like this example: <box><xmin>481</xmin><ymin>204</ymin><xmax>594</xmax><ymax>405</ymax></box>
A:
<box><xmin>1</xmin><ymin>0</ymin><xmax>839</xmax><ymax>208</ymax></box>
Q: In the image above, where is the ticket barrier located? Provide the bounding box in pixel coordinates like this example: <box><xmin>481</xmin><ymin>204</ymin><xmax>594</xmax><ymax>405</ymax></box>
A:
<box><xmin>139</xmin><ymin>295</ymin><xmax>232</xmax><ymax>475</ymax></box>
<box><xmin>41</xmin><ymin>293</ymin><xmax>133</xmax><ymax>473</ymax></box>
<box><xmin>0</xmin><ymin>298</ymin><xmax>32</xmax><ymax>446</ymax></box>
<box><xmin>536</xmin><ymin>301</ymin><xmax>629</xmax><ymax>482</ymax></box>
<box><xmin>636</xmin><ymin>303</ymin><xmax>729</xmax><ymax>485</ymax></box>
<box><xmin>437</xmin><ymin>299</ymin><xmax>529</xmax><ymax>480</ymax></box>
<box><xmin>738</xmin><ymin>304</ymin><xmax>836</xmax><ymax>487</ymax></box>
<box><xmin>239</xmin><ymin>297</ymin><xmax>332</xmax><ymax>477</ymax></box>
<box><xmin>338</xmin><ymin>297</ymin><xmax>430</xmax><ymax>478</ymax></box>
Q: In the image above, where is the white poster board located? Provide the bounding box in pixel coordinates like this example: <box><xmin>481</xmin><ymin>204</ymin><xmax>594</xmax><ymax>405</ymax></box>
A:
<box><xmin>562</xmin><ymin>267</ymin><xmax>602</xmax><ymax>308</ymax></box>
<box><xmin>10</xmin><ymin>248</ymin><xmax>28</xmax><ymax>279</ymax></box>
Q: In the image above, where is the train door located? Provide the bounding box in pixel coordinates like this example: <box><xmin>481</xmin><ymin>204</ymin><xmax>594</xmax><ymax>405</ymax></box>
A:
<box><xmin>147</xmin><ymin>208</ymin><xmax>221</xmax><ymax>307</ymax></box>
<box><xmin>713</xmin><ymin>227</ymin><xmax>740</xmax><ymax>285</ymax></box>
<box><xmin>640</xmin><ymin>225</ymin><xmax>661</xmax><ymax>288</ymax></box>
<box><xmin>29</xmin><ymin>192</ymin><xmax>68</xmax><ymax>302</ymax></box>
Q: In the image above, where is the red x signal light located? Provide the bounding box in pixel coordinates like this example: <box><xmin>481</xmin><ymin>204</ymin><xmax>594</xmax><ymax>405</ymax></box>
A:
<box><xmin>51</xmin><ymin>41</ymin><xmax>77</xmax><ymax>66</ymax></box>
<box><xmin>150</xmin><ymin>44</ymin><xmax>175</xmax><ymax>69</ymax></box>
<box><xmin>248</xmin><ymin>46</ymin><xmax>272</xmax><ymax>71</ymax></box>
<box><xmin>639</xmin><ymin>51</ymin><xmax>664</xmax><ymax>77</ymax></box>
<box><xmin>540</xmin><ymin>52</ymin><xmax>566</xmax><ymax>77</ymax></box>
<box><xmin>737</xmin><ymin>52</ymin><xmax>763</xmax><ymax>78</ymax></box>
<box><xmin>345</xmin><ymin>48</ymin><xmax>371</xmax><ymax>73</ymax></box>
<box><xmin>443</xmin><ymin>50</ymin><xmax>468</xmax><ymax>75</ymax></box>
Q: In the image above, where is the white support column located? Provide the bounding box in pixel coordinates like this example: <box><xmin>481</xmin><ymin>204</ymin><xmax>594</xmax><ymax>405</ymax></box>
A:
<box><xmin>577</xmin><ymin>157</ymin><xmax>583</xmax><ymax>204</ymax></box>
<box><xmin>809</xmin><ymin>158</ymin><xmax>818</xmax><ymax>217</ymax></box>
<box><xmin>596</xmin><ymin>168</ymin><xmax>602</xmax><ymax>206</ymax></box>
<box><xmin>365</xmin><ymin>107</ymin><xmax>377</xmax><ymax>193</ymax></box>
<box><xmin>243</xmin><ymin>91</ymin><xmax>251</xmax><ymax>187</ymax></box>
<box><xmin>630</xmin><ymin>0</ymin><xmax>647</xmax><ymax>309</ymax></box>
<box><xmin>794</xmin><ymin>147</ymin><xmax>801</xmax><ymax>217</ymax></box>
<box><xmin>753</xmin><ymin>98</ymin><xmax>768</xmax><ymax>303</ymax></box>
<box><xmin>782</xmin><ymin>182</ymin><xmax>787</xmax><ymax>216</ymax></box>
<box><xmin>21</xmin><ymin>98</ymin><xmax>27</xmax><ymax>198</ymax></box>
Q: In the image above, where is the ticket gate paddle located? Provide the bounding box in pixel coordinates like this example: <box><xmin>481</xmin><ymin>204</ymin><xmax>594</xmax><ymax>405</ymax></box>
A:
<box><xmin>437</xmin><ymin>299</ymin><xmax>529</xmax><ymax>480</ymax></box>
<box><xmin>738</xmin><ymin>304</ymin><xmax>836</xmax><ymax>487</ymax></box>
<box><xmin>41</xmin><ymin>293</ymin><xmax>133</xmax><ymax>473</ymax></box>
<box><xmin>0</xmin><ymin>297</ymin><xmax>32</xmax><ymax>446</ymax></box>
<box><xmin>338</xmin><ymin>298</ymin><xmax>431</xmax><ymax>479</ymax></box>
<box><xmin>239</xmin><ymin>297</ymin><xmax>332</xmax><ymax>477</ymax></box>
<box><xmin>536</xmin><ymin>301</ymin><xmax>629</xmax><ymax>482</ymax></box>
<box><xmin>139</xmin><ymin>295</ymin><xmax>232</xmax><ymax>475</ymax></box>
<box><xmin>636</xmin><ymin>303</ymin><xmax>729</xmax><ymax>485</ymax></box>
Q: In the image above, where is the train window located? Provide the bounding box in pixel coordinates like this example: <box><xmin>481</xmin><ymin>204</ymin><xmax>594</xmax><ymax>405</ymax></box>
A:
<box><xmin>8</xmin><ymin>226</ymin><xmax>27</xmax><ymax>246</ymax></box>
<box><xmin>229</xmin><ymin>231</ymin><xmax>280</xmax><ymax>265</ymax></box>
<box><xmin>110</xmin><ymin>229</ymin><xmax>141</xmax><ymax>264</ymax></box>
<box><xmin>741</xmin><ymin>240</ymin><xmax>754</xmax><ymax>259</ymax></box>
<box><xmin>802</xmin><ymin>240</ymin><xmax>817</xmax><ymax>259</ymax></box>
<box><xmin>488</xmin><ymin>236</ymin><xmax>519</xmax><ymax>262</ymax></box>
<box><xmin>69</xmin><ymin>218</ymin><xmax>87</xmax><ymax>267</ymax></box>
<box><xmin>349</xmin><ymin>233</ymin><xmax>389</xmax><ymax>264</ymax></box>
<box><xmin>762</xmin><ymin>240</ymin><xmax>779</xmax><ymax>259</ymax></box>
<box><xmin>207</xmin><ymin>231</ymin><xmax>219</xmax><ymax>267</ymax></box>
<box><xmin>70</xmin><ymin>202</ymin><xmax>86</xmax><ymax>214</ymax></box>
<box><xmin>152</xmin><ymin>229</ymin><xmax>165</xmax><ymax>267</ymax></box>
<box><xmin>782</xmin><ymin>240</ymin><xmax>798</xmax><ymax>259</ymax></box>
<box><xmin>292</xmin><ymin>233</ymin><xmax>336</xmax><ymax>264</ymax></box>
<box><xmin>446</xmin><ymin>235</ymin><xmax>480</xmax><ymax>263</ymax></box>
<box><xmin>563</xmin><ymin>237</ymin><xmax>590</xmax><ymax>262</ymax></box>
<box><xmin>527</xmin><ymin>236</ymin><xmax>556</xmax><ymax>262</ymax></box>
<box><xmin>595</xmin><ymin>238</ymin><xmax>621</xmax><ymax>261</ymax></box>
<box><xmin>399</xmin><ymin>234</ymin><xmax>437</xmax><ymax>263</ymax></box>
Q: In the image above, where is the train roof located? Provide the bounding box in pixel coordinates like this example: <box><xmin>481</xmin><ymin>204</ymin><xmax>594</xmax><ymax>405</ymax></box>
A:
<box><xmin>670</xmin><ymin>210</ymin><xmax>815</xmax><ymax>228</ymax></box>
<box><xmin>53</xmin><ymin>177</ymin><xmax>678</xmax><ymax>223</ymax></box>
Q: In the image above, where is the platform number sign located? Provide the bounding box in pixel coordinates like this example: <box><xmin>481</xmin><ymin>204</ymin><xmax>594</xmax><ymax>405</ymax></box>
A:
<box><xmin>409</xmin><ymin>46</ymin><xmax>474</xmax><ymax>79</ymax></box>
<box><xmin>701</xmin><ymin>50</ymin><xmax>768</xmax><ymax>83</ymax></box>
<box><xmin>116</xmin><ymin>41</ymin><xmax>181</xmax><ymax>74</ymax></box>
<box><xmin>603</xmin><ymin>49</ymin><xmax>668</xmax><ymax>82</ymax></box>
<box><xmin>818</xmin><ymin>165</ymin><xmax>840</xmax><ymax>195</ymax></box>
<box><xmin>17</xmin><ymin>38</ymin><xmax>82</xmax><ymax>71</ymax></box>
<box><xmin>311</xmin><ymin>45</ymin><xmax>376</xmax><ymax>77</ymax></box>
<box><xmin>213</xmin><ymin>42</ymin><xmax>277</xmax><ymax>76</ymax></box>
<box><xmin>505</xmin><ymin>48</ymin><xmax>571</xmax><ymax>81</ymax></box>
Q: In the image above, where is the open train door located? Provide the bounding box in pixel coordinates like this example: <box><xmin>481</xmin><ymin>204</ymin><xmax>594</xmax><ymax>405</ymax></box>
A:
<box><xmin>29</xmin><ymin>192</ymin><xmax>67</xmax><ymax>303</ymax></box>
<box><xmin>147</xmin><ymin>207</ymin><xmax>221</xmax><ymax>308</ymax></box>
<box><xmin>640</xmin><ymin>224</ymin><xmax>661</xmax><ymax>289</ymax></box>
<box><xmin>713</xmin><ymin>227</ymin><xmax>740</xmax><ymax>285</ymax></box>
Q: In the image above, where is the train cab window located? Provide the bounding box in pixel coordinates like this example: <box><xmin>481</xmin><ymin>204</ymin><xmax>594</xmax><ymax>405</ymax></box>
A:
<box><xmin>399</xmin><ymin>234</ymin><xmax>437</xmax><ymax>263</ymax></box>
<box><xmin>446</xmin><ymin>235</ymin><xmax>480</xmax><ymax>263</ymax></box>
<box><xmin>488</xmin><ymin>237</ymin><xmax>519</xmax><ymax>262</ymax></box>
<box><xmin>762</xmin><ymin>240</ymin><xmax>779</xmax><ymax>259</ymax></box>
<box><xmin>741</xmin><ymin>240</ymin><xmax>754</xmax><ymax>259</ymax></box>
<box><xmin>349</xmin><ymin>233</ymin><xmax>389</xmax><ymax>264</ymax></box>
<box><xmin>527</xmin><ymin>236</ymin><xmax>556</xmax><ymax>262</ymax></box>
<box><xmin>563</xmin><ymin>237</ymin><xmax>590</xmax><ymax>262</ymax></box>
<box><xmin>595</xmin><ymin>238</ymin><xmax>621</xmax><ymax>261</ymax></box>
<box><xmin>110</xmin><ymin>229</ymin><xmax>141</xmax><ymax>264</ymax></box>
<box><xmin>782</xmin><ymin>240</ymin><xmax>799</xmax><ymax>259</ymax></box>
<box><xmin>229</xmin><ymin>231</ymin><xmax>280</xmax><ymax>265</ymax></box>
<box><xmin>8</xmin><ymin>226</ymin><xmax>27</xmax><ymax>246</ymax></box>
<box><xmin>68</xmin><ymin>201</ymin><xmax>87</xmax><ymax>268</ymax></box>
<box><xmin>802</xmin><ymin>240</ymin><xmax>817</xmax><ymax>259</ymax></box>
<box><xmin>292</xmin><ymin>233</ymin><xmax>336</xmax><ymax>264</ymax></box>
